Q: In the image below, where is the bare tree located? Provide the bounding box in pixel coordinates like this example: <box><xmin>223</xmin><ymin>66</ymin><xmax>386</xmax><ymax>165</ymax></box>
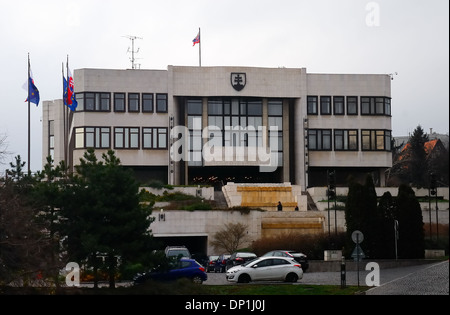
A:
<box><xmin>0</xmin><ymin>133</ymin><xmax>10</xmax><ymax>169</ymax></box>
<box><xmin>210</xmin><ymin>223</ymin><xmax>249</xmax><ymax>254</ymax></box>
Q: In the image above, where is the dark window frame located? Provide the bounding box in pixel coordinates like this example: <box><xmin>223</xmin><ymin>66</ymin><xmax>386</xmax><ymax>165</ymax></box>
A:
<box><xmin>156</xmin><ymin>93</ymin><xmax>168</xmax><ymax>113</ymax></box>
<box><xmin>142</xmin><ymin>127</ymin><xmax>168</xmax><ymax>149</ymax></box>
<box><xmin>333</xmin><ymin>96</ymin><xmax>345</xmax><ymax>115</ymax></box>
<box><xmin>320</xmin><ymin>96</ymin><xmax>332</xmax><ymax>115</ymax></box>
<box><xmin>75</xmin><ymin>92</ymin><xmax>111</xmax><ymax>112</ymax></box>
<box><xmin>114</xmin><ymin>127</ymin><xmax>140</xmax><ymax>149</ymax></box>
<box><xmin>307</xmin><ymin>96</ymin><xmax>318</xmax><ymax>115</ymax></box>
<box><xmin>74</xmin><ymin>126</ymin><xmax>111</xmax><ymax>149</ymax></box>
<box><xmin>128</xmin><ymin>93</ymin><xmax>140</xmax><ymax>113</ymax></box>
<box><xmin>142</xmin><ymin>93</ymin><xmax>154</xmax><ymax>113</ymax></box>
<box><xmin>346</xmin><ymin>96</ymin><xmax>358</xmax><ymax>115</ymax></box>
<box><xmin>361</xmin><ymin>97</ymin><xmax>391</xmax><ymax>116</ymax></box>
<box><xmin>334</xmin><ymin>129</ymin><xmax>358</xmax><ymax>151</ymax></box>
<box><xmin>114</xmin><ymin>92</ymin><xmax>126</xmax><ymax>112</ymax></box>
<box><xmin>361</xmin><ymin>129</ymin><xmax>392</xmax><ymax>151</ymax></box>
<box><xmin>308</xmin><ymin>129</ymin><xmax>332</xmax><ymax>151</ymax></box>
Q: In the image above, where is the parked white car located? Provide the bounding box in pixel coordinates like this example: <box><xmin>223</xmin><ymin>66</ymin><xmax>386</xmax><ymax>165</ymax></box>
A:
<box><xmin>226</xmin><ymin>256</ymin><xmax>303</xmax><ymax>283</ymax></box>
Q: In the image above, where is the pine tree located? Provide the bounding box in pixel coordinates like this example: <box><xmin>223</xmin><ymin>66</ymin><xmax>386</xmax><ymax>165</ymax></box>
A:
<box><xmin>409</xmin><ymin>125</ymin><xmax>429</xmax><ymax>187</ymax></box>
<box><xmin>61</xmin><ymin>149</ymin><xmax>154</xmax><ymax>288</ymax></box>
<box><xmin>396</xmin><ymin>184</ymin><xmax>425</xmax><ymax>258</ymax></box>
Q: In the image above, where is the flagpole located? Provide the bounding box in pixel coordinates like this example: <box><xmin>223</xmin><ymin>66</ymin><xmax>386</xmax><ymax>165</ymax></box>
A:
<box><xmin>66</xmin><ymin>55</ymin><xmax>70</xmax><ymax>168</ymax></box>
<box><xmin>62</xmin><ymin>62</ymin><xmax>67</xmax><ymax>167</ymax></box>
<box><xmin>199</xmin><ymin>27</ymin><xmax>201</xmax><ymax>67</ymax></box>
<box><xmin>27</xmin><ymin>53</ymin><xmax>31</xmax><ymax>174</ymax></box>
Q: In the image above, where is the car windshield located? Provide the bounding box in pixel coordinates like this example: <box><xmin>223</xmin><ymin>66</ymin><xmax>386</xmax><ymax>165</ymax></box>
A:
<box><xmin>168</xmin><ymin>249</ymin><xmax>190</xmax><ymax>257</ymax></box>
<box><xmin>237</xmin><ymin>252</ymin><xmax>256</xmax><ymax>258</ymax></box>
<box><xmin>242</xmin><ymin>258</ymin><xmax>259</xmax><ymax>267</ymax></box>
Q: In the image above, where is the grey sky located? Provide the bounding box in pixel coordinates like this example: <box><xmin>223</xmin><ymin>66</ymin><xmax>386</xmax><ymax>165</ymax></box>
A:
<box><xmin>0</xmin><ymin>0</ymin><xmax>448</xmax><ymax>174</ymax></box>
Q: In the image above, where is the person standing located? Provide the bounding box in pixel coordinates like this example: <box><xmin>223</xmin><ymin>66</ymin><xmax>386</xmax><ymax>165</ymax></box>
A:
<box><xmin>277</xmin><ymin>201</ymin><xmax>283</xmax><ymax>211</ymax></box>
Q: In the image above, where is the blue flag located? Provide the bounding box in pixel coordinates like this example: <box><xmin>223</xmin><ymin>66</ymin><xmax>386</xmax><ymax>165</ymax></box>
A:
<box><xmin>24</xmin><ymin>73</ymin><xmax>40</xmax><ymax>106</ymax></box>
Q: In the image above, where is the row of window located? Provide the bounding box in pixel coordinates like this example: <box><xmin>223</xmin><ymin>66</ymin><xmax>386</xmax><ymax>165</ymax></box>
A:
<box><xmin>74</xmin><ymin>92</ymin><xmax>168</xmax><ymax>113</ymax></box>
<box><xmin>187</xmin><ymin>98</ymin><xmax>284</xmax><ymax>116</ymax></box>
<box><xmin>75</xmin><ymin>127</ymin><xmax>168</xmax><ymax>150</ymax></box>
<box><xmin>73</xmin><ymin>126</ymin><xmax>390</xmax><ymax>156</ymax></box>
<box><xmin>307</xmin><ymin>129</ymin><xmax>392</xmax><ymax>151</ymax></box>
<box><xmin>307</xmin><ymin>96</ymin><xmax>391</xmax><ymax>116</ymax></box>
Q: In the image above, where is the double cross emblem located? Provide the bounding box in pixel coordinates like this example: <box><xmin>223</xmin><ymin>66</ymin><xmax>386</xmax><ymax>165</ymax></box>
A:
<box><xmin>231</xmin><ymin>73</ymin><xmax>246</xmax><ymax>91</ymax></box>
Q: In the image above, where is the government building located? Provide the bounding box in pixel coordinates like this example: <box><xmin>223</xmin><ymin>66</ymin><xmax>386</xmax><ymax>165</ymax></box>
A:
<box><xmin>42</xmin><ymin>66</ymin><xmax>393</xmax><ymax>191</ymax></box>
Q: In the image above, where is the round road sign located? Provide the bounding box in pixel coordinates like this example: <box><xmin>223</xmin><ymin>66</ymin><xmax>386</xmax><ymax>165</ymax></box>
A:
<box><xmin>351</xmin><ymin>230</ymin><xmax>364</xmax><ymax>244</ymax></box>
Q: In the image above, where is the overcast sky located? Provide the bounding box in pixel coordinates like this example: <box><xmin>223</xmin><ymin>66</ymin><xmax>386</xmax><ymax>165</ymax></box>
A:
<box><xmin>0</xmin><ymin>0</ymin><xmax>448</xmax><ymax>175</ymax></box>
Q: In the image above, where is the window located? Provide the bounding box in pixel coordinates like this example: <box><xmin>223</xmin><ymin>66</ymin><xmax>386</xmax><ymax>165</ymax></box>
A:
<box><xmin>308</xmin><ymin>129</ymin><xmax>332</xmax><ymax>150</ymax></box>
<box><xmin>142</xmin><ymin>93</ymin><xmax>153</xmax><ymax>112</ymax></box>
<box><xmin>333</xmin><ymin>96</ymin><xmax>345</xmax><ymax>115</ymax></box>
<box><xmin>99</xmin><ymin>93</ymin><xmax>110</xmax><ymax>111</ymax></box>
<box><xmin>48</xmin><ymin>120</ymin><xmax>54</xmax><ymax>160</ymax></box>
<box><xmin>156</xmin><ymin>93</ymin><xmax>168</xmax><ymax>112</ymax></box>
<box><xmin>114</xmin><ymin>127</ymin><xmax>139</xmax><ymax>149</ymax></box>
<box><xmin>187</xmin><ymin>99</ymin><xmax>202</xmax><ymax>166</ymax></box>
<box><xmin>361</xmin><ymin>130</ymin><xmax>391</xmax><ymax>151</ymax></box>
<box><xmin>75</xmin><ymin>92</ymin><xmax>111</xmax><ymax>112</ymax></box>
<box><xmin>76</xmin><ymin>93</ymin><xmax>84</xmax><ymax>111</ymax></box>
<box><xmin>128</xmin><ymin>93</ymin><xmax>140</xmax><ymax>112</ymax></box>
<box><xmin>347</xmin><ymin>96</ymin><xmax>358</xmax><ymax>115</ymax></box>
<box><xmin>85</xmin><ymin>93</ymin><xmax>95</xmax><ymax>111</ymax></box>
<box><xmin>361</xmin><ymin>97</ymin><xmax>391</xmax><ymax>115</ymax></box>
<box><xmin>268</xmin><ymin>99</ymin><xmax>283</xmax><ymax>158</ymax></box>
<box><xmin>307</xmin><ymin>96</ymin><xmax>318</xmax><ymax>115</ymax></box>
<box><xmin>143</xmin><ymin>127</ymin><xmax>168</xmax><ymax>149</ymax></box>
<box><xmin>208</xmin><ymin>99</ymin><xmax>222</xmax><ymax>115</ymax></box>
<box><xmin>320</xmin><ymin>96</ymin><xmax>331</xmax><ymax>115</ymax></box>
<box><xmin>385</xmin><ymin>98</ymin><xmax>391</xmax><ymax>116</ymax></box>
<box><xmin>74</xmin><ymin>127</ymin><xmax>110</xmax><ymax>149</ymax></box>
<box><xmin>334</xmin><ymin>129</ymin><xmax>358</xmax><ymax>151</ymax></box>
<box><xmin>114</xmin><ymin>93</ymin><xmax>125</xmax><ymax>112</ymax></box>
<box><xmin>268</xmin><ymin>99</ymin><xmax>283</xmax><ymax>116</ymax></box>
<box><xmin>188</xmin><ymin>99</ymin><xmax>203</xmax><ymax>115</ymax></box>
<box><xmin>75</xmin><ymin>128</ymin><xmax>84</xmax><ymax>148</ymax></box>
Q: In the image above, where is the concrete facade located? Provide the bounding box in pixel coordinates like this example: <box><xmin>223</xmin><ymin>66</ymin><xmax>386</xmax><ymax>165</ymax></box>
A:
<box><xmin>150</xmin><ymin>186</ymin><xmax>448</xmax><ymax>255</ymax></box>
<box><xmin>42</xmin><ymin>65</ymin><xmax>392</xmax><ymax>190</ymax></box>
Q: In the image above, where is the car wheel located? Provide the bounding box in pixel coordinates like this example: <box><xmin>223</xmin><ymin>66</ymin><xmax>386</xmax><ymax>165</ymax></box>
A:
<box><xmin>285</xmin><ymin>273</ymin><xmax>299</xmax><ymax>283</ymax></box>
<box><xmin>192</xmin><ymin>276</ymin><xmax>203</xmax><ymax>284</ymax></box>
<box><xmin>237</xmin><ymin>274</ymin><xmax>251</xmax><ymax>284</ymax></box>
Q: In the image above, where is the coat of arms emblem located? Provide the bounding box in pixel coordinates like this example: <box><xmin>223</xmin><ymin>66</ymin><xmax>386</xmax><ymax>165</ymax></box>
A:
<box><xmin>231</xmin><ymin>73</ymin><xmax>246</xmax><ymax>91</ymax></box>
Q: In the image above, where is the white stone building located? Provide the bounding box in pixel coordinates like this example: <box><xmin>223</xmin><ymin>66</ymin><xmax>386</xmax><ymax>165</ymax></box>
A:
<box><xmin>42</xmin><ymin>65</ymin><xmax>393</xmax><ymax>190</ymax></box>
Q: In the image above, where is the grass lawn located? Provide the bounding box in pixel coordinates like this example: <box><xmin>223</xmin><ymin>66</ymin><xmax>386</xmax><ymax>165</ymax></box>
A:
<box><xmin>4</xmin><ymin>279</ymin><xmax>368</xmax><ymax>295</ymax></box>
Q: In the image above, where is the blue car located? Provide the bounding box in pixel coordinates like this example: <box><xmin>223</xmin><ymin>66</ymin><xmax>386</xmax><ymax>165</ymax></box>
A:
<box><xmin>133</xmin><ymin>258</ymin><xmax>207</xmax><ymax>285</ymax></box>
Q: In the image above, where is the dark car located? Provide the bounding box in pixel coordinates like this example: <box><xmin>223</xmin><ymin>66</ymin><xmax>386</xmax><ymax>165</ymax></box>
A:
<box><xmin>192</xmin><ymin>253</ymin><xmax>209</xmax><ymax>269</ymax></box>
<box><xmin>205</xmin><ymin>255</ymin><xmax>219</xmax><ymax>272</ymax></box>
<box><xmin>226</xmin><ymin>252</ymin><xmax>258</xmax><ymax>271</ymax></box>
<box><xmin>261</xmin><ymin>250</ymin><xmax>309</xmax><ymax>272</ymax></box>
<box><xmin>133</xmin><ymin>258</ymin><xmax>207</xmax><ymax>285</ymax></box>
<box><xmin>214</xmin><ymin>254</ymin><xmax>231</xmax><ymax>273</ymax></box>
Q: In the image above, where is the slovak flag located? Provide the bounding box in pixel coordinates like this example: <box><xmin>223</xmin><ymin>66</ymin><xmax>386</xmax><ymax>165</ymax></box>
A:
<box><xmin>192</xmin><ymin>31</ymin><xmax>200</xmax><ymax>46</ymax></box>
<box><xmin>65</xmin><ymin>67</ymin><xmax>77</xmax><ymax>111</ymax></box>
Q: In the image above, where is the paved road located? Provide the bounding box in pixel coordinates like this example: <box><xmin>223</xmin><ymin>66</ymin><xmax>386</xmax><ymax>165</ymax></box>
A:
<box><xmin>204</xmin><ymin>260</ymin><xmax>449</xmax><ymax>295</ymax></box>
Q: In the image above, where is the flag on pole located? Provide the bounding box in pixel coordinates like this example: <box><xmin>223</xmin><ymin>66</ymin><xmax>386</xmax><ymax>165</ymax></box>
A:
<box><xmin>192</xmin><ymin>30</ymin><xmax>200</xmax><ymax>46</ymax></box>
<box><xmin>65</xmin><ymin>65</ymin><xmax>78</xmax><ymax>111</ymax></box>
<box><xmin>23</xmin><ymin>64</ymin><xmax>40</xmax><ymax>106</ymax></box>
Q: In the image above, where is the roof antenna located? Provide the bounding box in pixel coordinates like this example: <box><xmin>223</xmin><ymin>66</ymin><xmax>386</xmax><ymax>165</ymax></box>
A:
<box><xmin>123</xmin><ymin>35</ymin><xmax>143</xmax><ymax>69</ymax></box>
<box><xmin>389</xmin><ymin>72</ymin><xmax>398</xmax><ymax>80</ymax></box>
